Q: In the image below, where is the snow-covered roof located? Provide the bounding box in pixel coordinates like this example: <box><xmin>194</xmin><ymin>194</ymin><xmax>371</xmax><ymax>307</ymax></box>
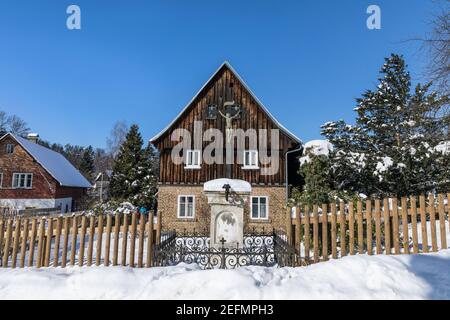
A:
<box><xmin>150</xmin><ymin>61</ymin><xmax>302</xmax><ymax>144</ymax></box>
<box><xmin>2</xmin><ymin>133</ymin><xmax>92</xmax><ymax>188</ymax></box>
<box><xmin>203</xmin><ymin>178</ymin><xmax>251</xmax><ymax>193</ymax></box>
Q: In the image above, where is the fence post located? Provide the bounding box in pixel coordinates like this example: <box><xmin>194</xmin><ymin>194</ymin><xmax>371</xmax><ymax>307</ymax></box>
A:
<box><xmin>286</xmin><ymin>207</ymin><xmax>292</xmax><ymax>246</ymax></box>
<box><xmin>146</xmin><ymin>212</ymin><xmax>154</xmax><ymax>268</ymax></box>
<box><xmin>44</xmin><ymin>217</ymin><xmax>53</xmax><ymax>267</ymax></box>
<box><xmin>357</xmin><ymin>200</ymin><xmax>363</xmax><ymax>254</ymax></box>
<box><xmin>104</xmin><ymin>214</ymin><xmax>112</xmax><ymax>266</ymax></box>
<box><xmin>61</xmin><ymin>217</ymin><xmax>70</xmax><ymax>268</ymax></box>
<box><xmin>87</xmin><ymin>215</ymin><xmax>95</xmax><ymax>266</ymax></box>
<box><xmin>19</xmin><ymin>218</ymin><xmax>29</xmax><ymax>268</ymax></box>
<box><xmin>401</xmin><ymin>197</ymin><xmax>410</xmax><ymax>254</ymax></box>
<box><xmin>70</xmin><ymin>216</ymin><xmax>78</xmax><ymax>266</ymax></box>
<box><xmin>391</xmin><ymin>198</ymin><xmax>400</xmax><ymax>254</ymax></box>
<box><xmin>410</xmin><ymin>196</ymin><xmax>419</xmax><ymax>254</ymax></box>
<box><xmin>78</xmin><ymin>216</ymin><xmax>87</xmax><ymax>267</ymax></box>
<box><xmin>96</xmin><ymin>214</ymin><xmax>104</xmax><ymax>267</ymax></box>
<box><xmin>121</xmin><ymin>214</ymin><xmax>129</xmax><ymax>266</ymax></box>
<box><xmin>438</xmin><ymin>194</ymin><xmax>447</xmax><ymax>250</ymax></box>
<box><xmin>36</xmin><ymin>218</ymin><xmax>45</xmax><ymax>268</ymax></box>
<box><xmin>322</xmin><ymin>204</ymin><xmax>328</xmax><ymax>261</ymax></box>
<box><xmin>11</xmin><ymin>218</ymin><xmax>21</xmax><ymax>268</ymax></box>
<box><xmin>429</xmin><ymin>194</ymin><xmax>438</xmax><ymax>252</ymax></box>
<box><xmin>2</xmin><ymin>218</ymin><xmax>12</xmax><ymax>267</ymax></box>
<box><xmin>156</xmin><ymin>211</ymin><xmax>162</xmax><ymax>245</ymax></box>
<box><xmin>383</xmin><ymin>198</ymin><xmax>391</xmax><ymax>255</ymax></box>
<box><xmin>419</xmin><ymin>195</ymin><xmax>428</xmax><ymax>253</ymax></box>
<box><xmin>366</xmin><ymin>199</ymin><xmax>373</xmax><ymax>255</ymax></box>
<box><xmin>138</xmin><ymin>213</ymin><xmax>145</xmax><ymax>268</ymax></box>
<box><xmin>313</xmin><ymin>205</ymin><xmax>319</xmax><ymax>263</ymax></box>
<box><xmin>113</xmin><ymin>213</ymin><xmax>120</xmax><ymax>266</ymax></box>
<box><xmin>53</xmin><ymin>217</ymin><xmax>62</xmax><ymax>267</ymax></box>
<box><xmin>295</xmin><ymin>207</ymin><xmax>301</xmax><ymax>257</ymax></box>
<box><xmin>129</xmin><ymin>213</ymin><xmax>137</xmax><ymax>267</ymax></box>
<box><xmin>339</xmin><ymin>201</ymin><xmax>346</xmax><ymax>257</ymax></box>
<box><xmin>28</xmin><ymin>218</ymin><xmax>37</xmax><ymax>267</ymax></box>
<box><xmin>375</xmin><ymin>199</ymin><xmax>382</xmax><ymax>255</ymax></box>
<box><xmin>348</xmin><ymin>202</ymin><xmax>355</xmax><ymax>255</ymax></box>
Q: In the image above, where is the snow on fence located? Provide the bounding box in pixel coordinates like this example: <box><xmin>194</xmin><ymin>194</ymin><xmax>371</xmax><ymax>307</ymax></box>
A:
<box><xmin>287</xmin><ymin>193</ymin><xmax>450</xmax><ymax>265</ymax></box>
<box><xmin>0</xmin><ymin>211</ymin><xmax>162</xmax><ymax>269</ymax></box>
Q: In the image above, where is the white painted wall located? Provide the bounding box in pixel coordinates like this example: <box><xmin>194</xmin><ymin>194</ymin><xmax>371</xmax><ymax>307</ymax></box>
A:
<box><xmin>0</xmin><ymin>198</ymin><xmax>73</xmax><ymax>213</ymax></box>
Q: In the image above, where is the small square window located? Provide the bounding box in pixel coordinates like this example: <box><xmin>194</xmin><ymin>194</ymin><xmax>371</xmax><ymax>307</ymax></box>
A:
<box><xmin>6</xmin><ymin>144</ymin><xmax>14</xmax><ymax>154</ymax></box>
<box><xmin>185</xmin><ymin>150</ymin><xmax>201</xmax><ymax>169</ymax></box>
<box><xmin>178</xmin><ymin>196</ymin><xmax>195</xmax><ymax>218</ymax></box>
<box><xmin>243</xmin><ymin>150</ymin><xmax>259</xmax><ymax>169</ymax></box>
<box><xmin>251</xmin><ymin>196</ymin><xmax>269</xmax><ymax>220</ymax></box>
<box><xmin>206</xmin><ymin>104</ymin><xmax>217</xmax><ymax>120</ymax></box>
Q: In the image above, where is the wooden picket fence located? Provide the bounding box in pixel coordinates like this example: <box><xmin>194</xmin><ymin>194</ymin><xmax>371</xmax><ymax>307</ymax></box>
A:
<box><xmin>0</xmin><ymin>211</ymin><xmax>162</xmax><ymax>269</ymax></box>
<box><xmin>286</xmin><ymin>193</ymin><xmax>450</xmax><ymax>265</ymax></box>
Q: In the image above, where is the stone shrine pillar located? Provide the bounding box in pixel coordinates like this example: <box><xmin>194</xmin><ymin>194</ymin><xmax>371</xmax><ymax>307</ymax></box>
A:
<box><xmin>203</xmin><ymin>179</ymin><xmax>251</xmax><ymax>249</ymax></box>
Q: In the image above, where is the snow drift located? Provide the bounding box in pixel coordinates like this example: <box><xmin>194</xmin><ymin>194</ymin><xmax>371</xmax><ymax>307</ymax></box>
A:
<box><xmin>0</xmin><ymin>249</ymin><xmax>449</xmax><ymax>300</ymax></box>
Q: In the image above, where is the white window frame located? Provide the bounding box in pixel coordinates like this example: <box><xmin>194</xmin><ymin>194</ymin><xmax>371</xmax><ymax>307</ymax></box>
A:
<box><xmin>12</xmin><ymin>173</ymin><xmax>33</xmax><ymax>189</ymax></box>
<box><xmin>250</xmin><ymin>196</ymin><xmax>269</xmax><ymax>220</ymax></box>
<box><xmin>185</xmin><ymin>150</ymin><xmax>201</xmax><ymax>169</ymax></box>
<box><xmin>177</xmin><ymin>195</ymin><xmax>195</xmax><ymax>219</ymax></box>
<box><xmin>243</xmin><ymin>150</ymin><xmax>259</xmax><ymax>169</ymax></box>
<box><xmin>6</xmin><ymin>144</ymin><xmax>14</xmax><ymax>154</ymax></box>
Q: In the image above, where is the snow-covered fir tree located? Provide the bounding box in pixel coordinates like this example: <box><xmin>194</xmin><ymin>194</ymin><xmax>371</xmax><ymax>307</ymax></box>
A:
<box><xmin>109</xmin><ymin>124</ymin><xmax>158</xmax><ymax>208</ymax></box>
<box><xmin>322</xmin><ymin>54</ymin><xmax>449</xmax><ymax>197</ymax></box>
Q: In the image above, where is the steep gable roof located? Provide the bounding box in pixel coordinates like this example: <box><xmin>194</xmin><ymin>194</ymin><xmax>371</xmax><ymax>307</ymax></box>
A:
<box><xmin>1</xmin><ymin>133</ymin><xmax>92</xmax><ymax>188</ymax></box>
<box><xmin>150</xmin><ymin>61</ymin><xmax>302</xmax><ymax>144</ymax></box>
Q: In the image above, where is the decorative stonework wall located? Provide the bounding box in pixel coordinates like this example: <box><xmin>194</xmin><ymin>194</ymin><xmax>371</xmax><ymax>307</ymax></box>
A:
<box><xmin>158</xmin><ymin>184</ymin><xmax>287</xmax><ymax>233</ymax></box>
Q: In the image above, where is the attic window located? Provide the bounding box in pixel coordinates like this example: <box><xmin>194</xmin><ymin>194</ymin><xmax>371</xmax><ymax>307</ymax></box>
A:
<box><xmin>229</xmin><ymin>82</ymin><xmax>234</xmax><ymax>88</ymax></box>
<box><xmin>185</xmin><ymin>150</ymin><xmax>201</xmax><ymax>169</ymax></box>
<box><xmin>206</xmin><ymin>104</ymin><xmax>217</xmax><ymax>119</ymax></box>
<box><xmin>6</xmin><ymin>144</ymin><xmax>14</xmax><ymax>154</ymax></box>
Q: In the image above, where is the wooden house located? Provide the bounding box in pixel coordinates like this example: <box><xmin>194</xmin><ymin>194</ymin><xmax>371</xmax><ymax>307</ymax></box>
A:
<box><xmin>151</xmin><ymin>62</ymin><xmax>302</xmax><ymax>232</ymax></box>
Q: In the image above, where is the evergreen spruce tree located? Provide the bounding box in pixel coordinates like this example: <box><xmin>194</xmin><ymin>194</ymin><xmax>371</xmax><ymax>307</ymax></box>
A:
<box><xmin>79</xmin><ymin>146</ymin><xmax>95</xmax><ymax>181</ymax></box>
<box><xmin>295</xmin><ymin>153</ymin><xmax>333</xmax><ymax>206</ymax></box>
<box><xmin>322</xmin><ymin>54</ymin><xmax>449</xmax><ymax>197</ymax></box>
<box><xmin>109</xmin><ymin>124</ymin><xmax>158</xmax><ymax>208</ymax></box>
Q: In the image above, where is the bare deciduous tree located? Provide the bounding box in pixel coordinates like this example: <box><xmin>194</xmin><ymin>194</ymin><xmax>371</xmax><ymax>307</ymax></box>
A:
<box><xmin>0</xmin><ymin>111</ymin><xmax>30</xmax><ymax>136</ymax></box>
<box><xmin>422</xmin><ymin>1</ymin><xmax>450</xmax><ymax>95</ymax></box>
<box><xmin>106</xmin><ymin>121</ymin><xmax>129</xmax><ymax>157</ymax></box>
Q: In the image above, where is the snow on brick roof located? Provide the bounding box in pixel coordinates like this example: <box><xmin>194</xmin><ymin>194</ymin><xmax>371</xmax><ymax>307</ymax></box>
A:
<box><xmin>4</xmin><ymin>133</ymin><xmax>92</xmax><ymax>188</ymax></box>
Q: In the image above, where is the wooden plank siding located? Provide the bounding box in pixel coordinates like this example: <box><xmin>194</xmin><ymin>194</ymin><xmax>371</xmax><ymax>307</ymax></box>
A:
<box><xmin>152</xmin><ymin>65</ymin><xmax>299</xmax><ymax>186</ymax></box>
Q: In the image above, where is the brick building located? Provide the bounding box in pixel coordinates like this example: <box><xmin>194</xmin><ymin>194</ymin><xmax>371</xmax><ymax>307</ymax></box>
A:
<box><xmin>0</xmin><ymin>133</ymin><xmax>92</xmax><ymax>212</ymax></box>
<box><xmin>151</xmin><ymin>62</ymin><xmax>302</xmax><ymax>233</ymax></box>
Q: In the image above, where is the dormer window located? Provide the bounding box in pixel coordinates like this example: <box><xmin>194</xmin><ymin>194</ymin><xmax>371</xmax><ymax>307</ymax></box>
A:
<box><xmin>243</xmin><ymin>150</ymin><xmax>259</xmax><ymax>169</ymax></box>
<box><xmin>185</xmin><ymin>150</ymin><xmax>201</xmax><ymax>169</ymax></box>
<box><xmin>6</xmin><ymin>144</ymin><xmax>14</xmax><ymax>154</ymax></box>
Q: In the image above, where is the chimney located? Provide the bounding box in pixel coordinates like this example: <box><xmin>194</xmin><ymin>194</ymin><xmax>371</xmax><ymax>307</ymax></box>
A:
<box><xmin>27</xmin><ymin>133</ymin><xmax>39</xmax><ymax>144</ymax></box>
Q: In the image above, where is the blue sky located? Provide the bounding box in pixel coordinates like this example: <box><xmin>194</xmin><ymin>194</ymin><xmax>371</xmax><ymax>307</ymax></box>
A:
<box><xmin>0</xmin><ymin>0</ymin><xmax>443</xmax><ymax>148</ymax></box>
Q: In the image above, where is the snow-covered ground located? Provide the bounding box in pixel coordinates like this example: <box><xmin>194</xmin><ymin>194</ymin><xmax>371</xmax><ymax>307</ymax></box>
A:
<box><xmin>0</xmin><ymin>249</ymin><xmax>449</xmax><ymax>300</ymax></box>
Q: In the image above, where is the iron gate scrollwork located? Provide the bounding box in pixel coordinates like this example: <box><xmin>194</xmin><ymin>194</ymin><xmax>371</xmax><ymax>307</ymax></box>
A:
<box><xmin>153</xmin><ymin>228</ymin><xmax>298</xmax><ymax>269</ymax></box>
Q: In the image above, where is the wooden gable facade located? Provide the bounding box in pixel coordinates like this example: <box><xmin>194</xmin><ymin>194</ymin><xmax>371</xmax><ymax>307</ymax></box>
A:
<box><xmin>151</xmin><ymin>62</ymin><xmax>302</xmax><ymax>186</ymax></box>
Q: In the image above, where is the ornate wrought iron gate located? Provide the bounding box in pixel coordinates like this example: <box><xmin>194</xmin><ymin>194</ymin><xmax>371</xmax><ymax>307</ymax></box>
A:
<box><xmin>153</xmin><ymin>228</ymin><xmax>298</xmax><ymax>269</ymax></box>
